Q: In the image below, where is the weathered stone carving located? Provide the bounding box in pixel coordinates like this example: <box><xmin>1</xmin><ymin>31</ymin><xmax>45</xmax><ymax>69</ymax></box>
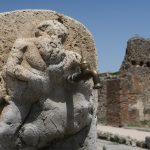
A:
<box><xmin>0</xmin><ymin>11</ymin><xmax>98</xmax><ymax>150</ymax></box>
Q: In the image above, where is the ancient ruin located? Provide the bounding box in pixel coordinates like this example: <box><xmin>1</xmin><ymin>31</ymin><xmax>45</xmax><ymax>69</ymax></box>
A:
<box><xmin>98</xmin><ymin>37</ymin><xmax>150</xmax><ymax>127</ymax></box>
<box><xmin>0</xmin><ymin>9</ymin><xmax>149</xmax><ymax>150</ymax></box>
<box><xmin>0</xmin><ymin>10</ymin><xmax>99</xmax><ymax>150</ymax></box>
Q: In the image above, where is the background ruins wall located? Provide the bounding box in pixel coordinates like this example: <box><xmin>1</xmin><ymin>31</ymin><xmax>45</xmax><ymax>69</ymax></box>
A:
<box><xmin>98</xmin><ymin>37</ymin><xmax>150</xmax><ymax>127</ymax></box>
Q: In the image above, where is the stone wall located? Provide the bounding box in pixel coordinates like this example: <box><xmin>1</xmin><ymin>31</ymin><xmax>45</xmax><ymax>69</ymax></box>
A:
<box><xmin>98</xmin><ymin>37</ymin><xmax>150</xmax><ymax>126</ymax></box>
<box><xmin>97</xmin><ymin>74</ymin><xmax>107</xmax><ymax>124</ymax></box>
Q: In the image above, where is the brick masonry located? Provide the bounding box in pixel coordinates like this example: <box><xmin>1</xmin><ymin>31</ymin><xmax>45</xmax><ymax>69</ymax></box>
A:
<box><xmin>98</xmin><ymin>37</ymin><xmax>150</xmax><ymax>126</ymax></box>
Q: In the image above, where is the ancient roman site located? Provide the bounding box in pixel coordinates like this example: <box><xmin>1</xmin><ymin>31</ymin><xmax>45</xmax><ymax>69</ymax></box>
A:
<box><xmin>0</xmin><ymin>10</ymin><xmax>149</xmax><ymax>150</ymax></box>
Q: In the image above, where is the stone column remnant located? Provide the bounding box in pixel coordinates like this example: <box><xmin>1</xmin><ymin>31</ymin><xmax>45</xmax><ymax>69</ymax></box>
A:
<box><xmin>0</xmin><ymin>10</ymin><xmax>99</xmax><ymax>150</ymax></box>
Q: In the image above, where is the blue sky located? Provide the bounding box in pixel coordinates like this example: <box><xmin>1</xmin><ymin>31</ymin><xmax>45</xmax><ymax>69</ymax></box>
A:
<box><xmin>0</xmin><ymin>0</ymin><xmax>150</xmax><ymax>73</ymax></box>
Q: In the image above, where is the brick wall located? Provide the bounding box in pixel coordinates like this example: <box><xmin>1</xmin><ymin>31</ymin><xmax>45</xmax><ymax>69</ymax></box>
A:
<box><xmin>98</xmin><ymin>71</ymin><xmax>150</xmax><ymax>126</ymax></box>
<box><xmin>98</xmin><ymin>37</ymin><xmax>150</xmax><ymax>127</ymax></box>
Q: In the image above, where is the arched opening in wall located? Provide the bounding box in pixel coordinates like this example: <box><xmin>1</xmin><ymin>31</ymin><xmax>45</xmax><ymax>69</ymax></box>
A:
<box><xmin>140</xmin><ymin>61</ymin><xmax>144</xmax><ymax>66</ymax></box>
<box><xmin>131</xmin><ymin>60</ymin><xmax>136</xmax><ymax>65</ymax></box>
<box><xmin>146</xmin><ymin>62</ymin><xmax>150</xmax><ymax>67</ymax></box>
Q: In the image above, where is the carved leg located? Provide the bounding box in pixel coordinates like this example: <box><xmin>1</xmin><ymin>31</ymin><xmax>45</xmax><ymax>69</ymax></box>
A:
<box><xmin>0</xmin><ymin>102</ymin><xmax>22</xmax><ymax>132</ymax></box>
<box><xmin>19</xmin><ymin>123</ymin><xmax>39</xmax><ymax>147</ymax></box>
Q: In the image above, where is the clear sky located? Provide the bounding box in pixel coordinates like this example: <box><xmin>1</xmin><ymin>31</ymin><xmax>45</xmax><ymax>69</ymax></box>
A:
<box><xmin>0</xmin><ymin>0</ymin><xmax>150</xmax><ymax>73</ymax></box>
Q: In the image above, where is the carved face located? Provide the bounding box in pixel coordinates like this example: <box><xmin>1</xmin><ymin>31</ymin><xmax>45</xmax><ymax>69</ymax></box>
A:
<box><xmin>36</xmin><ymin>36</ymin><xmax>66</xmax><ymax>66</ymax></box>
<box><xmin>34</xmin><ymin>20</ymin><xmax>68</xmax><ymax>44</ymax></box>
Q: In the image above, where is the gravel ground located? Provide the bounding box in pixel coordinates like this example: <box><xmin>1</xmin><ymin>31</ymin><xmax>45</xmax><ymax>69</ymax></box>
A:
<box><xmin>97</xmin><ymin>139</ymin><xmax>147</xmax><ymax>150</ymax></box>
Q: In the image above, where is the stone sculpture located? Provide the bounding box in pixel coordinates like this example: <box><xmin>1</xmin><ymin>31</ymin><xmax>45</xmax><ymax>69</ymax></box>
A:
<box><xmin>0</xmin><ymin>10</ymin><xmax>99</xmax><ymax>150</ymax></box>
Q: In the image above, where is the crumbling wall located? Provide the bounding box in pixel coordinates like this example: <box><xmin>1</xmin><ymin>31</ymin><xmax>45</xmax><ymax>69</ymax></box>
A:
<box><xmin>120</xmin><ymin>37</ymin><xmax>150</xmax><ymax>123</ymax></box>
<box><xmin>98</xmin><ymin>37</ymin><xmax>150</xmax><ymax>126</ymax></box>
<box><xmin>97</xmin><ymin>74</ymin><xmax>107</xmax><ymax>124</ymax></box>
<box><xmin>106</xmin><ymin>79</ymin><xmax>121</xmax><ymax>126</ymax></box>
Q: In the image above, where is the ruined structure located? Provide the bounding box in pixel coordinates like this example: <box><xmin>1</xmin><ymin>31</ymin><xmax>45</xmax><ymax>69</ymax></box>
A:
<box><xmin>98</xmin><ymin>37</ymin><xmax>150</xmax><ymax>127</ymax></box>
<box><xmin>0</xmin><ymin>10</ymin><xmax>99</xmax><ymax>150</ymax></box>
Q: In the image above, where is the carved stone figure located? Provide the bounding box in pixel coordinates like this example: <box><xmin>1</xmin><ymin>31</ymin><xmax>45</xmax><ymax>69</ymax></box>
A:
<box><xmin>0</xmin><ymin>19</ymin><xmax>94</xmax><ymax>150</ymax></box>
<box><xmin>0</xmin><ymin>10</ymin><xmax>98</xmax><ymax>150</ymax></box>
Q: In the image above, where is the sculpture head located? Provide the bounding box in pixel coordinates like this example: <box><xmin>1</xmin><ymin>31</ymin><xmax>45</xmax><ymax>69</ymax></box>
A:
<box><xmin>34</xmin><ymin>20</ymin><xmax>68</xmax><ymax>44</ymax></box>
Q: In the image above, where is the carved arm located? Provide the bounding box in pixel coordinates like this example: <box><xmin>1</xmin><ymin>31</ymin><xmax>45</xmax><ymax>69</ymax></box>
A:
<box><xmin>4</xmin><ymin>39</ymin><xmax>44</xmax><ymax>81</ymax></box>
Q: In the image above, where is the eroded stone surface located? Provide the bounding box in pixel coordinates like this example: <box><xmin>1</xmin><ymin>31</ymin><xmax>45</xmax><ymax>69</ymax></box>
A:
<box><xmin>0</xmin><ymin>10</ymin><xmax>98</xmax><ymax>150</ymax></box>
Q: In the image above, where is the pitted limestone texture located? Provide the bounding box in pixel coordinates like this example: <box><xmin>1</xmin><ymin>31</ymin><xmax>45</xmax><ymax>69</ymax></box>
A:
<box><xmin>0</xmin><ymin>10</ymin><xmax>98</xmax><ymax>150</ymax></box>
